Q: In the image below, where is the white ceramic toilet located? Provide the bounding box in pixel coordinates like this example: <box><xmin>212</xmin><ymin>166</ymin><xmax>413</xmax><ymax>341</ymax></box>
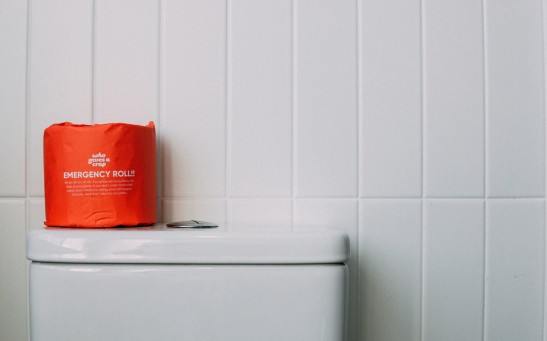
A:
<box><xmin>27</xmin><ymin>225</ymin><xmax>349</xmax><ymax>341</ymax></box>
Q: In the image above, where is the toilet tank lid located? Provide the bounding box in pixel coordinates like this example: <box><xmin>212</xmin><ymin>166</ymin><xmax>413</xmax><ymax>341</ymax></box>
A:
<box><xmin>27</xmin><ymin>225</ymin><xmax>349</xmax><ymax>264</ymax></box>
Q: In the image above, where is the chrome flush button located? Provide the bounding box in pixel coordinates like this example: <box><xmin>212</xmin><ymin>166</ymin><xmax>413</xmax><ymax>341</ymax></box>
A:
<box><xmin>166</xmin><ymin>220</ymin><xmax>218</xmax><ymax>228</ymax></box>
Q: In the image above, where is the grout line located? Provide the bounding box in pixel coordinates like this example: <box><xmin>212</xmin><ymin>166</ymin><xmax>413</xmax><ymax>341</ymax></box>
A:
<box><xmin>484</xmin><ymin>196</ymin><xmax>546</xmax><ymax>200</ymax></box>
<box><xmin>483</xmin><ymin>198</ymin><xmax>488</xmax><ymax>341</ymax></box>
<box><xmin>291</xmin><ymin>0</ymin><xmax>297</xmax><ymax>231</ymax></box>
<box><xmin>542</xmin><ymin>0</ymin><xmax>547</xmax><ymax>340</ymax></box>
<box><xmin>420</xmin><ymin>7</ymin><xmax>427</xmax><ymax>202</ymax></box>
<box><xmin>225</xmin><ymin>0</ymin><xmax>231</xmax><ymax>230</ymax></box>
<box><xmin>25</xmin><ymin>0</ymin><xmax>32</xmax><ymax>228</ymax></box>
<box><xmin>0</xmin><ymin>196</ymin><xmax>28</xmax><ymax>200</ymax></box>
<box><xmin>355</xmin><ymin>0</ymin><xmax>362</xmax><ymax>339</ymax></box>
<box><xmin>91</xmin><ymin>0</ymin><xmax>96</xmax><ymax>124</ymax></box>
<box><xmin>483</xmin><ymin>0</ymin><xmax>489</xmax><ymax>201</ymax></box>
<box><xmin>0</xmin><ymin>197</ymin><xmax>29</xmax><ymax>202</ymax></box>
<box><xmin>482</xmin><ymin>0</ymin><xmax>487</xmax><ymax>338</ymax></box>
<box><xmin>419</xmin><ymin>0</ymin><xmax>426</xmax><ymax>339</ymax></box>
<box><xmin>162</xmin><ymin>197</ymin><xmax>296</xmax><ymax>201</ymax></box>
<box><xmin>25</xmin><ymin>0</ymin><xmax>32</xmax><ymax>212</ymax></box>
<box><xmin>355</xmin><ymin>0</ymin><xmax>361</xmax><ymax>201</ymax></box>
<box><xmin>421</xmin><ymin>198</ymin><xmax>426</xmax><ymax>341</ymax></box>
<box><xmin>157</xmin><ymin>0</ymin><xmax>163</xmax><ymax>222</ymax></box>
<box><xmin>369</xmin><ymin>196</ymin><xmax>533</xmax><ymax>202</ymax></box>
<box><xmin>20</xmin><ymin>195</ymin><xmax>543</xmax><ymax>202</ymax></box>
<box><xmin>25</xmin><ymin>0</ymin><xmax>31</xmax><ymax>339</ymax></box>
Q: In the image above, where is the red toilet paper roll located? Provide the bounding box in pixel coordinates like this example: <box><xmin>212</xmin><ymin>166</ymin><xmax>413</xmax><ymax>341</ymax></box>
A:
<box><xmin>43</xmin><ymin>121</ymin><xmax>156</xmax><ymax>227</ymax></box>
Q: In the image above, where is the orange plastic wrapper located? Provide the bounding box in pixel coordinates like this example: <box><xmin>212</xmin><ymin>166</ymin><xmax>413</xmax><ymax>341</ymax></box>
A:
<box><xmin>43</xmin><ymin>122</ymin><xmax>156</xmax><ymax>227</ymax></box>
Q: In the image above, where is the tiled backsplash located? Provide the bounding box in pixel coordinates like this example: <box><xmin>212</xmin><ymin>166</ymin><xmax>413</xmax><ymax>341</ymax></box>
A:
<box><xmin>0</xmin><ymin>0</ymin><xmax>545</xmax><ymax>340</ymax></box>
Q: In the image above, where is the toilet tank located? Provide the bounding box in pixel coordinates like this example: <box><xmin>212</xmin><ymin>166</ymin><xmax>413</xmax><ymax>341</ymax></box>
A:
<box><xmin>27</xmin><ymin>226</ymin><xmax>349</xmax><ymax>341</ymax></box>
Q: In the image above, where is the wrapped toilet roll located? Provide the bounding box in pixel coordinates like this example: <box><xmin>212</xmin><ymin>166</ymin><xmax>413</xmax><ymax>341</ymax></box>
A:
<box><xmin>43</xmin><ymin>122</ymin><xmax>156</xmax><ymax>227</ymax></box>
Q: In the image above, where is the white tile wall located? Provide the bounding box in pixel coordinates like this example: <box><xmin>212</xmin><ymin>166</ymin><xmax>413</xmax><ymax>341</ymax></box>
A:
<box><xmin>94</xmin><ymin>0</ymin><xmax>159</xmax><ymax>124</ymax></box>
<box><xmin>293</xmin><ymin>198</ymin><xmax>358</xmax><ymax>341</ymax></box>
<box><xmin>161</xmin><ymin>0</ymin><xmax>226</xmax><ymax>198</ymax></box>
<box><xmin>0</xmin><ymin>200</ymin><xmax>27</xmax><ymax>341</ymax></box>
<box><xmin>360</xmin><ymin>200</ymin><xmax>422</xmax><ymax>341</ymax></box>
<box><xmin>423</xmin><ymin>0</ymin><xmax>485</xmax><ymax>198</ymax></box>
<box><xmin>228</xmin><ymin>0</ymin><xmax>293</xmax><ymax>197</ymax></box>
<box><xmin>485</xmin><ymin>0</ymin><xmax>544</xmax><ymax>198</ymax></box>
<box><xmin>360</xmin><ymin>0</ymin><xmax>422</xmax><ymax>198</ymax></box>
<box><xmin>423</xmin><ymin>200</ymin><xmax>484</xmax><ymax>341</ymax></box>
<box><xmin>0</xmin><ymin>0</ymin><xmax>546</xmax><ymax>340</ymax></box>
<box><xmin>485</xmin><ymin>200</ymin><xmax>545</xmax><ymax>341</ymax></box>
<box><xmin>0</xmin><ymin>0</ymin><xmax>26</xmax><ymax>197</ymax></box>
<box><xmin>228</xmin><ymin>198</ymin><xmax>293</xmax><ymax>231</ymax></box>
<box><xmin>162</xmin><ymin>199</ymin><xmax>227</xmax><ymax>229</ymax></box>
<box><xmin>295</xmin><ymin>0</ymin><xmax>358</xmax><ymax>198</ymax></box>
<box><xmin>28</xmin><ymin>0</ymin><xmax>94</xmax><ymax>197</ymax></box>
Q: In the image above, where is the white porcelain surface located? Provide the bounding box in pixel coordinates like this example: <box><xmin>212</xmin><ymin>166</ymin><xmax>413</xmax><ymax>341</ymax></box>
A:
<box><xmin>27</xmin><ymin>227</ymin><xmax>349</xmax><ymax>264</ymax></box>
<box><xmin>424</xmin><ymin>0</ymin><xmax>484</xmax><ymax>198</ymax></box>
<box><xmin>94</xmin><ymin>0</ymin><xmax>159</xmax><ymax>124</ymax></box>
<box><xmin>360</xmin><ymin>0</ymin><xmax>422</xmax><ymax>198</ymax></box>
<box><xmin>295</xmin><ymin>0</ymin><xmax>357</xmax><ymax>197</ymax></box>
<box><xmin>28</xmin><ymin>226</ymin><xmax>348</xmax><ymax>340</ymax></box>
<box><xmin>423</xmin><ymin>200</ymin><xmax>484</xmax><ymax>341</ymax></box>
<box><xmin>30</xmin><ymin>262</ymin><xmax>347</xmax><ymax>341</ymax></box>
<box><xmin>229</xmin><ymin>0</ymin><xmax>292</xmax><ymax>197</ymax></box>
<box><xmin>486</xmin><ymin>0</ymin><xmax>544</xmax><ymax>197</ymax></box>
